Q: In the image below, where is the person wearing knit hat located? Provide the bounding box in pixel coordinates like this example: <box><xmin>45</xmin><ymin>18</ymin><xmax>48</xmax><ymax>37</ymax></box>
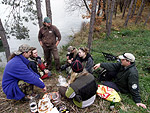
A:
<box><xmin>71</xmin><ymin>60</ymin><xmax>83</xmax><ymax>73</ymax></box>
<box><xmin>59</xmin><ymin>60</ymin><xmax>97</xmax><ymax>108</ymax></box>
<box><xmin>38</xmin><ymin>17</ymin><xmax>61</xmax><ymax>72</ymax></box>
<box><xmin>2</xmin><ymin>44</ymin><xmax>46</xmax><ymax>101</ymax></box>
<box><xmin>94</xmin><ymin>53</ymin><xmax>146</xmax><ymax>109</ymax></box>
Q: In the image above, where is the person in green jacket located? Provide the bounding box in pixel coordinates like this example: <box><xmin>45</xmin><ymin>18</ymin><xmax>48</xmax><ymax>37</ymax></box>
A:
<box><xmin>94</xmin><ymin>53</ymin><xmax>146</xmax><ymax>109</ymax></box>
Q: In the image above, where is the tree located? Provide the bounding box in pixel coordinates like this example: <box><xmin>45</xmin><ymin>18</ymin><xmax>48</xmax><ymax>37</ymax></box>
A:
<box><xmin>135</xmin><ymin>0</ymin><xmax>145</xmax><ymax>24</ymax></box>
<box><xmin>144</xmin><ymin>10</ymin><xmax>150</xmax><ymax>26</ymax></box>
<box><xmin>35</xmin><ymin>0</ymin><xmax>43</xmax><ymax>28</ymax></box>
<box><xmin>122</xmin><ymin>0</ymin><xmax>128</xmax><ymax>19</ymax></box>
<box><xmin>124</xmin><ymin>0</ymin><xmax>134</xmax><ymax>26</ymax></box>
<box><xmin>88</xmin><ymin>0</ymin><xmax>97</xmax><ymax>52</ymax></box>
<box><xmin>1</xmin><ymin>0</ymin><xmax>38</xmax><ymax>40</ymax></box>
<box><xmin>106</xmin><ymin>0</ymin><xmax>115</xmax><ymax>38</ymax></box>
<box><xmin>131</xmin><ymin>0</ymin><xmax>138</xmax><ymax>18</ymax></box>
<box><xmin>0</xmin><ymin>19</ymin><xmax>10</xmax><ymax>61</ymax></box>
<box><xmin>45</xmin><ymin>0</ymin><xmax>52</xmax><ymax>23</ymax></box>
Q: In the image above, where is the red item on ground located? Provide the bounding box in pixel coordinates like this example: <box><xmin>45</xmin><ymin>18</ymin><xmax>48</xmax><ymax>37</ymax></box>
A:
<box><xmin>38</xmin><ymin>63</ymin><xmax>46</xmax><ymax>71</ymax></box>
<box><xmin>41</xmin><ymin>74</ymin><xmax>49</xmax><ymax>79</ymax></box>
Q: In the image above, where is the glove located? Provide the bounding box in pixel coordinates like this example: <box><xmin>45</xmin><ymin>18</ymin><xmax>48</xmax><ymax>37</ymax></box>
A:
<box><xmin>36</xmin><ymin>56</ymin><xmax>42</xmax><ymax>64</ymax></box>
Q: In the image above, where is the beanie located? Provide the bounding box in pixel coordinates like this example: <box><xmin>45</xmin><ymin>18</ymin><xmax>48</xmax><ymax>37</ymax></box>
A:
<box><xmin>71</xmin><ymin>60</ymin><xmax>83</xmax><ymax>73</ymax></box>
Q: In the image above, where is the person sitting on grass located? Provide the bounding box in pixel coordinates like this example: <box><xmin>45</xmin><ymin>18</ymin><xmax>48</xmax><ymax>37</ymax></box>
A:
<box><xmin>94</xmin><ymin>53</ymin><xmax>146</xmax><ymax>109</ymax></box>
<box><xmin>61</xmin><ymin>46</ymin><xmax>78</xmax><ymax>71</ymax></box>
<box><xmin>75</xmin><ymin>47</ymin><xmax>94</xmax><ymax>74</ymax></box>
<box><xmin>2</xmin><ymin>44</ymin><xmax>46</xmax><ymax>101</ymax></box>
<box><xmin>59</xmin><ymin>60</ymin><xmax>97</xmax><ymax>108</ymax></box>
<box><xmin>28</xmin><ymin>47</ymin><xmax>51</xmax><ymax>79</ymax></box>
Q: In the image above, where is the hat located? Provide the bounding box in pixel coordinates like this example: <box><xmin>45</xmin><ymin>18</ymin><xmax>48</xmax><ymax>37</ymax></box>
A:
<box><xmin>67</xmin><ymin>46</ymin><xmax>74</xmax><ymax>53</ymax></box>
<box><xmin>44</xmin><ymin>17</ymin><xmax>51</xmax><ymax>23</ymax></box>
<box><xmin>118</xmin><ymin>53</ymin><xmax>135</xmax><ymax>62</ymax></box>
<box><xmin>14</xmin><ymin>44</ymin><xmax>31</xmax><ymax>55</ymax></box>
<box><xmin>71</xmin><ymin>60</ymin><xmax>83</xmax><ymax>73</ymax></box>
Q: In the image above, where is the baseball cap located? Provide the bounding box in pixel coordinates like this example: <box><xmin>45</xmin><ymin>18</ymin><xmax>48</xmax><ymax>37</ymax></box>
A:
<box><xmin>14</xmin><ymin>44</ymin><xmax>31</xmax><ymax>55</ymax></box>
<box><xmin>118</xmin><ymin>53</ymin><xmax>135</xmax><ymax>62</ymax></box>
<box><xmin>44</xmin><ymin>17</ymin><xmax>51</xmax><ymax>23</ymax></box>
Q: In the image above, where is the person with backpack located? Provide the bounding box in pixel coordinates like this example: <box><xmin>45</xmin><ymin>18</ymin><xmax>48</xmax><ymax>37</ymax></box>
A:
<box><xmin>28</xmin><ymin>47</ymin><xmax>51</xmax><ymax>79</ymax></box>
<box><xmin>59</xmin><ymin>60</ymin><xmax>97</xmax><ymax>108</ymax></box>
<box><xmin>38</xmin><ymin>17</ymin><xmax>61</xmax><ymax>72</ymax></box>
<box><xmin>94</xmin><ymin>53</ymin><xmax>146</xmax><ymax>109</ymax></box>
<box><xmin>2</xmin><ymin>44</ymin><xmax>46</xmax><ymax>101</ymax></box>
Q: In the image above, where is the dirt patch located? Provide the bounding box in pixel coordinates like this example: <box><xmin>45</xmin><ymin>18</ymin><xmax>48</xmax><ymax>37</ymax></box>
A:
<box><xmin>0</xmin><ymin>72</ymin><xmax>117</xmax><ymax>113</ymax></box>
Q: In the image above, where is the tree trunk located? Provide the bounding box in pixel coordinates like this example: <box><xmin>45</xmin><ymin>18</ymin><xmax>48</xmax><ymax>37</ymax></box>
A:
<box><xmin>106</xmin><ymin>0</ymin><xmax>111</xmax><ymax>31</ymax></box>
<box><xmin>35</xmin><ymin>0</ymin><xmax>43</xmax><ymax>28</ymax></box>
<box><xmin>103</xmin><ymin>0</ymin><xmax>106</xmax><ymax>20</ymax></box>
<box><xmin>88</xmin><ymin>0</ymin><xmax>97</xmax><ymax>53</ymax></box>
<box><xmin>83</xmin><ymin>0</ymin><xmax>91</xmax><ymax>14</ymax></box>
<box><xmin>135</xmin><ymin>0</ymin><xmax>145</xmax><ymax>24</ymax></box>
<box><xmin>122</xmin><ymin>0</ymin><xmax>128</xmax><ymax>19</ymax></box>
<box><xmin>114</xmin><ymin>0</ymin><xmax>118</xmax><ymax>18</ymax></box>
<box><xmin>106</xmin><ymin>0</ymin><xmax>115</xmax><ymax>38</ymax></box>
<box><xmin>131</xmin><ymin>0</ymin><xmax>137</xmax><ymax>18</ymax></box>
<box><xmin>0</xmin><ymin>19</ymin><xmax>10</xmax><ymax>62</ymax></box>
<box><xmin>45</xmin><ymin>0</ymin><xmax>52</xmax><ymax>23</ymax></box>
<box><xmin>119</xmin><ymin>0</ymin><xmax>124</xmax><ymax>12</ymax></box>
<box><xmin>108</xmin><ymin>0</ymin><xmax>115</xmax><ymax>37</ymax></box>
<box><xmin>124</xmin><ymin>0</ymin><xmax>134</xmax><ymax>26</ymax></box>
<box><xmin>144</xmin><ymin>11</ymin><xmax>150</xmax><ymax>26</ymax></box>
<box><xmin>97</xmin><ymin>0</ymin><xmax>101</xmax><ymax>16</ymax></box>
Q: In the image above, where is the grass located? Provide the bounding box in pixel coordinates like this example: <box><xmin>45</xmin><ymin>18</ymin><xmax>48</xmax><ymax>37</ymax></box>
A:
<box><xmin>59</xmin><ymin>26</ymin><xmax>150</xmax><ymax>112</ymax></box>
<box><xmin>1</xmin><ymin>26</ymin><xmax>150</xmax><ymax>112</ymax></box>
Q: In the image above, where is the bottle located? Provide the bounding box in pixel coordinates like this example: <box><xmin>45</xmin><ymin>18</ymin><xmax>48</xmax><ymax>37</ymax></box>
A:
<box><xmin>29</xmin><ymin>96</ymin><xmax>38</xmax><ymax>113</ymax></box>
<box><xmin>109</xmin><ymin>98</ymin><xmax>115</xmax><ymax>111</ymax></box>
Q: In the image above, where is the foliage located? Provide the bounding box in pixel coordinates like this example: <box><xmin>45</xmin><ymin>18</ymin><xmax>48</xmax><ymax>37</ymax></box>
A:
<box><xmin>1</xmin><ymin>0</ymin><xmax>38</xmax><ymax>40</ymax></box>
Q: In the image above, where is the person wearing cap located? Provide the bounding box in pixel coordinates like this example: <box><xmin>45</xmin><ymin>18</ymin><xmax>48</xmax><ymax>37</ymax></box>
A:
<box><xmin>94</xmin><ymin>53</ymin><xmax>146</xmax><ymax>109</ymax></box>
<box><xmin>59</xmin><ymin>60</ymin><xmax>97</xmax><ymax>108</ymax></box>
<box><xmin>28</xmin><ymin>47</ymin><xmax>51</xmax><ymax>80</ymax></box>
<box><xmin>2</xmin><ymin>44</ymin><xmax>46</xmax><ymax>101</ymax></box>
<box><xmin>60</xmin><ymin>46</ymin><xmax>78</xmax><ymax>72</ymax></box>
<box><xmin>38</xmin><ymin>17</ymin><xmax>61</xmax><ymax>71</ymax></box>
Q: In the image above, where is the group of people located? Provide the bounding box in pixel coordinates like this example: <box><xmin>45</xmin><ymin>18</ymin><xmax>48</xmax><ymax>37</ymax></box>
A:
<box><xmin>2</xmin><ymin>17</ymin><xmax>146</xmax><ymax>109</ymax></box>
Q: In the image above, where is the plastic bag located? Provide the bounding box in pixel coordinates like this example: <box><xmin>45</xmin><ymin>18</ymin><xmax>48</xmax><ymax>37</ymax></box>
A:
<box><xmin>96</xmin><ymin>84</ymin><xmax>121</xmax><ymax>102</ymax></box>
<box><xmin>57</xmin><ymin>75</ymin><xmax>67</xmax><ymax>86</ymax></box>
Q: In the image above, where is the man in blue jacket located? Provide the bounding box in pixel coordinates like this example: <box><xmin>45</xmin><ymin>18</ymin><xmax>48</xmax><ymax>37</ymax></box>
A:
<box><xmin>2</xmin><ymin>44</ymin><xmax>46</xmax><ymax>101</ymax></box>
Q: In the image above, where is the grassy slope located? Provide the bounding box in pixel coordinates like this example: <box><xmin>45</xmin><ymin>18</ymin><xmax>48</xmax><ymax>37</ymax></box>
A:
<box><xmin>59</xmin><ymin>27</ymin><xmax>150</xmax><ymax>113</ymax></box>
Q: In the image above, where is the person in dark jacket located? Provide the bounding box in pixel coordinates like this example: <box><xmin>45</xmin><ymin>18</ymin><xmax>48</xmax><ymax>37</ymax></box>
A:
<box><xmin>75</xmin><ymin>47</ymin><xmax>94</xmax><ymax>73</ymax></box>
<box><xmin>59</xmin><ymin>60</ymin><xmax>97</xmax><ymax>108</ymax></box>
<box><xmin>28</xmin><ymin>47</ymin><xmax>51</xmax><ymax>79</ymax></box>
<box><xmin>2</xmin><ymin>44</ymin><xmax>46</xmax><ymax>101</ymax></box>
<box><xmin>94</xmin><ymin>53</ymin><xmax>146</xmax><ymax>109</ymax></box>
<box><xmin>38</xmin><ymin>17</ymin><xmax>61</xmax><ymax>72</ymax></box>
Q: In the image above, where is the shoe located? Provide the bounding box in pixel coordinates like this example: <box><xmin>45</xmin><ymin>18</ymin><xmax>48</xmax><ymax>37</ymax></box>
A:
<box><xmin>31</xmin><ymin>94</ymin><xmax>40</xmax><ymax>99</ymax></box>
<box><xmin>21</xmin><ymin>95</ymin><xmax>30</xmax><ymax>101</ymax></box>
